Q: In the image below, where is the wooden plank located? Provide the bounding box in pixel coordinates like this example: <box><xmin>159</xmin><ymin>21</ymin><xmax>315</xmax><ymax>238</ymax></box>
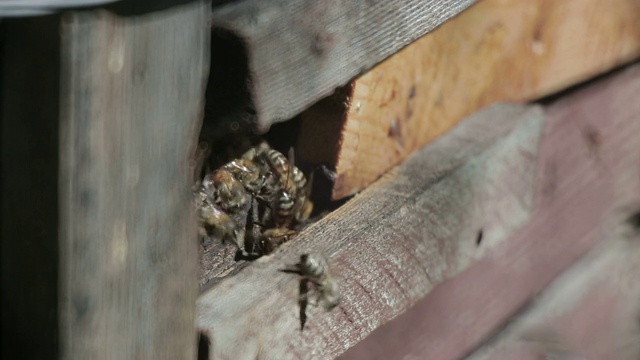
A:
<box><xmin>58</xmin><ymin>3</ymin><xmax>209</xmax><ymax>359</ymax></box>
<box><xmin>340</xmin><ymin>64</ymin><xmax>640</xmax><ymax>360</ymax></box>
<box><xmin>331</xmin><ymin>0</ymin><xmax>640</xmax><ymax>199</ymax></box>
<box><xmin>209</xmin><ymin>0</ymin><xmax>475</xmax><ymax>132</ymax></box>
<box><xmin>197</xmin><ymin>103</ymin><xmax>545</xmax><ymax>359</ymax></box>
<box><xmin>465</xmin><ymin>234</ymin><xmax>640</xmax><ymax>360</ymax></box>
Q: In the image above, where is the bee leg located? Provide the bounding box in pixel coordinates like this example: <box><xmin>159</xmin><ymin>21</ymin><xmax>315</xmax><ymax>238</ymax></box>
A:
<box><xmin>295</xmin><ymin>201</ymin><xmax>314</xmax><ymax>223</ymax></box>
<box><xmin>245</xmin><ymin>197</ymin><xmax>263</xmax><ymax>256</ymax></box>
<box><xmin>318</xmin><ymin>164</ymin><xmax>337</xmax><ymax>181</ymax></box>
<box><xmin>298</xmin><ymin>278</ymin><xmax>310</xmax><ymax>331</ymax></box>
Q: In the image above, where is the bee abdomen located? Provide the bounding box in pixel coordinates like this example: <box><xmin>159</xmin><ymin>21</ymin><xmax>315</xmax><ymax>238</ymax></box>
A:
<box><xmin>292</xmin><ymin>167</ymin><xmax>306</xmax><ymax>188</ymax></box>
<box><xmin>265</xmin><ymin>149</ymin><xmax>289</xmax><ymax>176</ymax></box>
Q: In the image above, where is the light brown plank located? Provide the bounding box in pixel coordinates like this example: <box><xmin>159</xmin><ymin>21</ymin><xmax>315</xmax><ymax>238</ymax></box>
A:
<box><xmin>340</xmin><ymin>64</ymin><xmax>640</xmax><ymax>360</ymax></box>
<box><xmin>198</xmin><ymin>65</ymin><xmax>640</xmax><ymax>360</ymax></box>
<box><xmin>58</xmin><ymin>3</ymin><xmax>209</xmax><ymax>359</ymax></box>
<box><xmin>332</xmin><ymin>0</ymin><xmax>640</xmax><ymax>199</ymax></box>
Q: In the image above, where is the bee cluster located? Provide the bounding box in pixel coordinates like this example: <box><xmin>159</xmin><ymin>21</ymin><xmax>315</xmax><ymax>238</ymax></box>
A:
<box><xmin>194</xmin><ymin>141</ymin><xmax>313</xmax><ymax>257</ymax></box>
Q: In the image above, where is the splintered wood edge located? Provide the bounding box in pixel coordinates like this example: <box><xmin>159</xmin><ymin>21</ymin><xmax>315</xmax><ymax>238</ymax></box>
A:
<box><xmin>332</xmin><ymin>0</ymin><xmax>640</xmax><ymax>199</ymax></box>
<box><xmin>339</xmin><ymin>64</ymin><xmax>640</xmax><ymax>360</ymax></box>
<box><xmin>197</xmin><ymin>102</ymin><xmax>545</xmax><ymax>359</ymax></box>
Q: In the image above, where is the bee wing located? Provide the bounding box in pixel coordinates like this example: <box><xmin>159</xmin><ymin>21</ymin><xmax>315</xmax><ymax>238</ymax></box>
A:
<box><xmin>305</xmin><ymin>168</ymin><xmax>314</xmax><ymax>197</ymax></box>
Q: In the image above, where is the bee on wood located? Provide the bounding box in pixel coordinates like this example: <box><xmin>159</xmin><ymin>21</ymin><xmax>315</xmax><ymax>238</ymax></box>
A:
<box><xmin>287</xmin><ymin>253</ymin><xmax>340</xmax><ymax>311</ymax></box>
<box><xmin>258</xmin><ymin>228</ymin><xmax>297</xmax><ymax>254</ymax></box>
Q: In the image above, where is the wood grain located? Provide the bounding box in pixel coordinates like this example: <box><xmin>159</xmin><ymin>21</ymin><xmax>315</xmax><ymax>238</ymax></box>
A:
<box><xmin>210</xmin><ymin>0</ymin><xmax>475</xmax><ymax>131</ymax></box>
<box><xmin>340</xmin><ymin>64</ymin><xmax>640</xmax><ymax>360</ymax></box>
<box><xmin>58</xmin><ymin>3</ymin><xmax>209</xmax><ymax>359</ymax></box>
<box><xmin>466</xmin><ymin>236</ymin><xmax>640</xmax><ymax>360</ymax></box>
<box><xmin>198</xmin><ymin>64</ymin><xmax>640</xmax><ymax>360</ymax></box>
<box><xmin>198</xmin><ymin>103</ymin><xmax>545</xmax><ymax>359</ymax></box>
<box><xmin>332</xmin><ymin>0</ymin><xmax>640</xmax><ymax>199</ymax></box>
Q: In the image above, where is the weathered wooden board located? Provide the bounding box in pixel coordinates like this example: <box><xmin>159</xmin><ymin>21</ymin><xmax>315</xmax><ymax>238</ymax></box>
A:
<box><xmin>197</xmin><ymin>102</ymin><xmax>545</xmax><ymax>359</ymax></box>
<box><xmin>197</xmin><ymin>63</ymin><xmax>640</xmax><ymax>359</ymax></box>
<box><xmin>465</xmin><ymin>234</ymin><xmax>640</xmax><ymax>360</ymax></box>
<box><xmin>330</xmin><ymin>0</ymin><xmax>640</xmax><ymax>199</ymax></box>
<box><xmin>58</xmin><ymin>3</ymin><xmax>209</xmax><ymax>359</ymax></box>
<box><xmin>339</xmin><ymin>64</ymin><xmax>640</xmax><ymax>359</ymax></box>
<box><xmin>209</xmin><ymin>0</ymin><xmax>476</xmax><ymax>131</ymax></box>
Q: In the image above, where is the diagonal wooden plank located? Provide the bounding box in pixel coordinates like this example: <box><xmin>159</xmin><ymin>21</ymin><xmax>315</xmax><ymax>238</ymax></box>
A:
<box><xmin>197</xmin><ymin>103</ymin><xmax>544</xmax><ymax>359</ymax></box>
<box><xmin>465</xmin><ymin>233</ymin><xmax>640</xmax><ymax>360</ymax></box>
<box><xmin>340</xmin><ymin>64</ymin><xmax>640</xmax><ymax>360</ymax></box>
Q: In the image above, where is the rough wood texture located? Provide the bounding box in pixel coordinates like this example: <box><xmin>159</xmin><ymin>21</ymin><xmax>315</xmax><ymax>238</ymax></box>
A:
<box><xmin>332</xmin><ymin>0</ymin><xmax>640</xmax><ymax>199</ymax></box>
<box><xmin>58</xmin><ymin>3</ymin><xmax>209</xmax><ymax>359</ymax></box>
<box><xmin>466</xmin><ymin>235</ymin><xmax>640</xmax><ymax>360</ymax></box>
<box><xmin>197</xmin><ymin>103</ymin><xmax>545</xmax><ymax>359</ymax></box>
<box><xmin>210</xmin><ymin>0</ymin><xmax>475</xmax><ymax>131</ymax></box>
<box><xmin>340</xmin><ymin>64</ymin><xmax>640</xmax><ymax>360</ymax></box>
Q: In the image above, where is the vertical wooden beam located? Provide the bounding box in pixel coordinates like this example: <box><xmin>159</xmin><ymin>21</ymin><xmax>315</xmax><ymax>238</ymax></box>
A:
<box><xmin>58</xmin><ymin>3</ymin><xmax>209</xmax><ymax>359</ymax></box>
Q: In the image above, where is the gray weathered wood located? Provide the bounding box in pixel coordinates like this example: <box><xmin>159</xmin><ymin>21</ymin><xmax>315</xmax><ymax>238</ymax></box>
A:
<box><xmin>58</xmin><ymin>3</ymin><xmax>209</xmax><ymax>359</ymax></box>
<box><xmin>210</xmin><ymin>0</ymin><xmax>476</xmax><ymax>131</ymax></box>
<box><xmin>340</xmin><ymin>64</ymin><xmax>640</xmax><ymax>360</ymax></box>
<box><xmin>197</xmin><ymin>103</ymin><xmax>545</xmax><ymax>359</ymax></box>
<box><xmin>466</xmin><ymin>233</ymin><xmax>640</xmax><ymax>360</ymax></box>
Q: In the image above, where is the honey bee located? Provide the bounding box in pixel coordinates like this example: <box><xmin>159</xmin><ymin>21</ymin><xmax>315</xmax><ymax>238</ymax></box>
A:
<box><xmin>258</xmin><ymin>228</ymin><xmax>297</xmax><ymax>254</ymax></box>
<box><xmin>207</xmin><ymin>168</ymin><xmax>250</xmax><ymax>212</ymax></box>
<box><xmin>196</xmin><ymin>201</ymin><xmax>238</xmax><ymax>244</ymax></box>
<box><xmin>259</xmin><ymin>146</ymin><xmax>313</xmax><ymax>227</ymax></box>
<box><xmin>292</xmin><ymin>167</ymin><xmax>313</xmax><ymax>223</ymax></box>
<box><xmin>291</xmin><ymin>253</ymin><xmax>340</xmax><ymax>311</ymax></box>
<box><xmin>224</xmin><ymin>159</ymin><xmax>263</xmax><ymax>194</ymax></box>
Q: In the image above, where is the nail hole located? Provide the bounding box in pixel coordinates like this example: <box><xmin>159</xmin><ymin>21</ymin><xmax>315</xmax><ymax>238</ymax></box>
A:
<box><xmin>198</xmin><ymin>331</ymin><xmax>211</xmax><ymax>360</ymax></box>
<box><xmin>626</xmin><ymin>211</ymin><xmax>640</xmax><ymax>233</ymax></box>
<box><xmin>476</xmin><ymin>229</ymin><xmax>483</xmax><ymax>246</ymax></box>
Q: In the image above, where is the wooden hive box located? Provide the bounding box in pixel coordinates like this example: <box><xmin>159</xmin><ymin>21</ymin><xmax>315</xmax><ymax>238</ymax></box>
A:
<box><xmin>2</xmin><ymin>1</ymin><xmax>639</xmax><ymax>359</ymax></box>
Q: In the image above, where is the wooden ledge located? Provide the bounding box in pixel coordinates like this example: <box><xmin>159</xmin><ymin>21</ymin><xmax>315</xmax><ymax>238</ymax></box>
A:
<box><xmin>340</xmin><ymin>64</ymin><xmax>640</xmax><ymax>360</ymax></box>
<box><xmin>198</xmin><ymin>64</ymin><xmax>640</xmax><ymax>359</ymax></box>
<box><xmin>197</xmin><ymin>102</ymin><xmax>544</xmax><ymax>359</ymax></box>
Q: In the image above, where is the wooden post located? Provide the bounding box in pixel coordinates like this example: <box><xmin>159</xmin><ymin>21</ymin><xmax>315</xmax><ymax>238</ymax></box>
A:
<box><xmin>58</xmin><ymin>3</ymin><xmax>209</xmax><ymax>359</ymax></box>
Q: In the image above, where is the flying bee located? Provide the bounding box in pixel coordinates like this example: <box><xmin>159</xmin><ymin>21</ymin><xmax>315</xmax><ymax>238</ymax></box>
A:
<box><xmin>287</xmin><ymin>253</ymin><xmax>340</xmax><ymax>311</ymax></box>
